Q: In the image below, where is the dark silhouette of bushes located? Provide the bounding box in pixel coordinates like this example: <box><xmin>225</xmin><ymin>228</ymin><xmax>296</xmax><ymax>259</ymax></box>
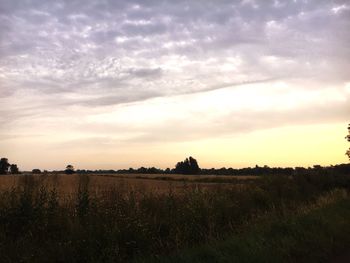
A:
<box><xmin>0</xmin><ymin>158</ymin><xmax>10</xmax><ymax>174</ymax></box>
<box><xmin>74</xmin><ymin>163</ymin><xmax>350</xmax><ymax>177</ymax></box>
<box><xmin>65</xmin><ymin>164</ymin><xmax>75</xmax><ymax>174</ymax></box>
<box><xmin>10</xmin><ymin>164</ymin><xmax>19</xmax><ymax>174</ymax></box>
<box><xmin>0</xmin><ymin>158</ymin><xmax>20</xmax><ymax>174</ymax></box>
<box><xmin>174</xmin><ymin>156</ymin><xmax>200</xmax><ymax>174</ymax></box>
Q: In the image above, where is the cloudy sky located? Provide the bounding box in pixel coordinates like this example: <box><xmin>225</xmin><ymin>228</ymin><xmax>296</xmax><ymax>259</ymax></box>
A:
<box><xmin>1</xmin><ymin>0</ymin><xmax>349</xmax><ymax>170</ymax></box>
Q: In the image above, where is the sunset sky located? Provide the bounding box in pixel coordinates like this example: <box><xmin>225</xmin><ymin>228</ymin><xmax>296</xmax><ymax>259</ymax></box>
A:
<box><xmin>1</xmin><ymin>0</ymin><xmax>349</xmax><ymax>170</ymax></box>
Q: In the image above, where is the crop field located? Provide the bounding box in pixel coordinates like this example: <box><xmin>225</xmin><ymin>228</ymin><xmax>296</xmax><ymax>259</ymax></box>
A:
<box><xmin>0</xmin><ymin>173</ymin><xmax>257</xmax><ymax>195</ymax></box>
<box><xmin>0</xmin><ymin>172</ymin><xmax>349</xmax><ymax>262</ymax></box>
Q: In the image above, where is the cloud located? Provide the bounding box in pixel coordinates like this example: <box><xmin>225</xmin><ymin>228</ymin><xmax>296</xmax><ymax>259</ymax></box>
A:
<box><xmin>1</xmin><ymin>1</ymin><xmax>348</xmax><ymax>93</ymax></box>
<box><xmin>41</xmin><ymin>82</ymin><xmax>348</xmax><ymax>147</ymax></box>
<box><xmin>1</xmin><ymin>0</ymin><xmax>349</xmax><ymax>164</ymax></box>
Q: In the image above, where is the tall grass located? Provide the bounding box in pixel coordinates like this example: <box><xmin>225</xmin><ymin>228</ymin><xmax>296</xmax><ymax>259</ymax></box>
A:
<box><xmin>0</xmin><ymin>173</ymin><xmax>349</xmax><ymax>262</ymax></box>
<box><xmin>142</xmin><ymin>195</ymin><xmax>350</xmax><ymax>263</ymax></box>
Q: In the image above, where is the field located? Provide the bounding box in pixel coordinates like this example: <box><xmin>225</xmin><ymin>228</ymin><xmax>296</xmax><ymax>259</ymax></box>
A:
<box><xmin>0</xmin><ymin>172</ymin><xmax>349</xmax><ymax>262</ymax></box>
<box><xmin>0</xmin><ymin>173</ymin><xmax>257</xmax><ymax>195</ymax></box>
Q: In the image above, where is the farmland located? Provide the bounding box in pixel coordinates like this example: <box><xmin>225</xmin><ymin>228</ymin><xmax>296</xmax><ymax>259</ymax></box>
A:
<box><xmin>0</xmin><ymin>172</ymin><xmax>349</xmax><ymax>262</ymax></box>
<box><xmin>0</xmin><ymin>173</ymin><xmax>257</xmax><ymax>195</ymax></box>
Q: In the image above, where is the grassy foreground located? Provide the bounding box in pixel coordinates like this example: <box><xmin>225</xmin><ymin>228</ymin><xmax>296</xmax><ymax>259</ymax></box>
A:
<box><xmin>139</xmin><ymin>195</ymin><xmax>350</xmax><ymax>263</ymax></box>
<box><xmin>0</xmin><ymin>173</ymin><xmax>349</xmax><ymax>262</ymax></box>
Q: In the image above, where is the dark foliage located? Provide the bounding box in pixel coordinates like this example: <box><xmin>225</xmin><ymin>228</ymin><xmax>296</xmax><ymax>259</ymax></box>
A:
<box><xmin>75</xmin><ymin>164</ymin><xmax>350</xmax><ymax>177</ymax></box>
<box><xmin>174</xmin><ymin>156</ymin><xmax>200</xmax><ymax>174</ymax></box>
<box><xmin>1</xmin><ymin>158</ymin><xmax>20</xmax><ymax>175</ymax></box>
<box><xmin>10</xmin><ymin>164</ymin><xmax>19</xmax><ymax>174</ymax></box>
<box><xmin>0</xmin><ymin>158</ymin><xmax>10</xmax><ymax>175</ymax></box>
<box><xmin>32</xmin><ymin>169</ymin><xmax>41</xmax><ymax>174</ymax></box>
<box><xmin>65</xmin><ymin>164</ymin><xmax>75</xmax><ymax>174</ymax></box>
<box><xmin>200</xmin><ymin>165</ymin><xmax>295</xmax><ymax>176</ymax></box>
<box><xmin>346</xmin><ymin>123</ymin><xmax>350</xmax><ymax>160</ymax></box>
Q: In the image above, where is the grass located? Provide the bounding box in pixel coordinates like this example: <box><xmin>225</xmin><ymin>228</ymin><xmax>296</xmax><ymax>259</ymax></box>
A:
<box><xmin>0</xmin><ymin>173</ymin><xmax>349</xmax><ymax>262</ymax></box>
<box><xmin>140</xmin><ymin>195</ymin><xmax>350</xmax><ymax>263</ymax></box>
<box><xmin>0</xmin><ymin>173</ymin><xmax>255</xmax><ymax>195</ymax></box>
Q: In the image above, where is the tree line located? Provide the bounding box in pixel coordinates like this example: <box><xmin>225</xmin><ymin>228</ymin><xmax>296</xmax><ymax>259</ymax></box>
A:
<box><xmin>74</xmin><ymin>163</ymin><xmax>350</xmax><ymax>176</ymax></box>
<box><xmin>2</xmin><ymin>156</ymin><xmax>350</xmax><ymax>176</ymax></box>
<box><xmin>346</xmin><ymin>123</ymin><xmax>350</xmax><ymax>160</ymax></box>
<box><xmin>1</xmin><ymin>124</ymin><xmax>349</xmax><ymax>176</ymax></box>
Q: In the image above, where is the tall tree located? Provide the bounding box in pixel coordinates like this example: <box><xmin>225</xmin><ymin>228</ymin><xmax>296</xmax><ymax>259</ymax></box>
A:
<box><xmin>10</xmin><ymin>164</ymin><xmax>19</xmax><ymax>174</ymax></box>
<box><xmin>0</xmin><ymin>158</ymin><xmax>10</xmax><ymax>175</ymax></box>
<box><xmin>346</xmin><ymin>124</ymin><xmax>350</xmax><ymax>160</ymax></box>
<box><xmin>174</xmin><ymin>156</ymin><xmax>200</xmax><ymax>174</ymax></box>
<box><xmin>188</xmin><ymin>156</ymin><xmax>200</xmax><ymax>174</ymax></box>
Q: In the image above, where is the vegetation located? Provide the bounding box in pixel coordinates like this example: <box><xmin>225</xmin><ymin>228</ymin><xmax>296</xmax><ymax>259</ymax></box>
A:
<box><xmin>0</xmin><ymin>158</ymin><xmax>19</xmax><ymax>175</ymax></box>
<box><xmin>0</xmin><ymin>158</ymin><xmax>10</xmax><ymax>174</ymax></box>
<box><xmin>0</xmin><ymin>124</ymin><xmax>348</xmax><ymax>261</ymax></box>
<box><xmin>65</xmin><ymin>164</ymin><xmax>75</xmax><ymax>174</ymax></box>
<box><xmin>32</xmin><ymin>168</ymin><xmax>42</xmax><ymax>174</ymax></box>
<box><xmin>75</xmin><ymin>163</ymin><xmax>350</xmax><ymax>177</ymax></box>
<box><xmin>139</xmin><ymin>196</ymin><xmax>350</xmax><ymax>263</ymax></box>
<box><xmin>9</xmin><ymin>164</ymin><xmax>19</xmax><ymax>174</ymax></box>
<box><xmin>346</xmin><ymin>123</ymin><xmax>350</xmax><ymax>160</ymax></box>
<box><xmin>0</xmin><ymin>172</ymin><xmax>349</xmax><ymax>262</ymax></box>
<box><xmin>174</xmin><ymin>156</ymin><xmax>200</xmax><ymax>174</ymax></box>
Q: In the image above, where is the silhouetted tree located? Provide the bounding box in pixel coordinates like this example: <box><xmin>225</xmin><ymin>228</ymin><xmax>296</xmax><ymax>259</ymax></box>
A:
<box><xmin>188</xmin><ymin>156</ymin><xmax>200</xmax><ymax>174</ymax></box>
<box><xmin>0</xmin><ymin>158</ymin><xmax>10</xmax><ymax>175</ymax></box>
<box><xmin>65</xmin><ymin>164</ymin><xmax>75</xmax><ymax>174</ymax></box>
<box><xmin>10</xmin><ymin>164</ymin><xmax>19</xmax><ymax>174</ymax></box>
<box><xmin>346</xmin><ymin>123</ymin><xmax>350</xmax><ymax>160</ymax></box>
<box><xmin>174</xmin><ymin>160</ymin><xmax>187</xmax><ymax>174</ymax></box>
<box><xmin>32</xmin><ymin>169</ymin><xmax>41</xmax><ymax>174</ymax></box>
<box><xmin>174</xmin><ymin>156</ymin><xmax>200</xmax><ymax>174</ymax></box>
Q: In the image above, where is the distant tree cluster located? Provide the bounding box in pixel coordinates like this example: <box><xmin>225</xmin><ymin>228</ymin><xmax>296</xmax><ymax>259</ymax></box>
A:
<box><xmin>75</xmin><ymin>157</ymin><xmax>201</xmax><ymax>175</ymax></box>
<box><xmin>3</xmin><ymin>130</ymin><xmax>350</xmax><ymax>179</ymax></box>
<box><xmin>0</xmin><ymin>158</ymin><xmax>19</xmax><ymax>175</ymax></box>
<box><xmin>114</xmin><ymin>167</ymin><xmax>168</xmax><ymax>174</ymax></box>
<box><xmin>65</xmin><ymin>165</ymin><xmax>75</xmax><ymax>174</ymax></box>
<box><xmin>76</xmin><ymin>167</ymin><xmax>169</xmax><ymax>175</ymax></box>
<box><xmin>200</xmin><ymin>165</ymin><xmax>294</xmax><ymax>176</ymax></box>
<box><xmin>201</xmin><ymin>164</ymin><xmax>350</xmax><ymax>176</ymax></box>
<box><xmin>174</xmin><ymin>156</ymin><xmax>200</xmax><ymax>174</ymax></box>
<box><xmin>32</xmin><ymin>169</ymin><xmax>42</xmax><ymax>174</ymax></box>
<box><xmin>31</xmin><ymin>165</ymin><xmax>75</xmax><ymax>174</ymax></box>
<box><xmin>72</xmin><ymin>162</ymin><xmax>350</xmax><ymax>177</ymax></box>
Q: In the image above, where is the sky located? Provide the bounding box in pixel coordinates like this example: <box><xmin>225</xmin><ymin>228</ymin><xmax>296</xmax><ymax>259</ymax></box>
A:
<box><xmin>0</xmin><ymin>0</ymin><xmax>349</xmax><ymax>171</ymax></box>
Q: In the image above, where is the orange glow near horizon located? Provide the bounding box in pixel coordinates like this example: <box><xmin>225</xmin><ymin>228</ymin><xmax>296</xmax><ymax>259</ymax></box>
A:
<box><xmin>4</xmin><ymin>122</ymin><xmax>348</xmax><ymax>171</ymax></box>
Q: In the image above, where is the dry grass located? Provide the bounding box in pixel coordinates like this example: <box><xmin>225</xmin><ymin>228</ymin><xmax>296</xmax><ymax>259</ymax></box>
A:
<box><xmin>92</xmin><ymin>173</ymin><xmax>257</xmax><ymax>180</ymax></box>
<box><xmin>0</xmin><ymin>173</ymin><xmax>257</xmax><ymax>195</ymax></box>
<box><xmin>0</xmin><ymin>172</ymin><xmax>348</xmax><ymax>262</ymax></box>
